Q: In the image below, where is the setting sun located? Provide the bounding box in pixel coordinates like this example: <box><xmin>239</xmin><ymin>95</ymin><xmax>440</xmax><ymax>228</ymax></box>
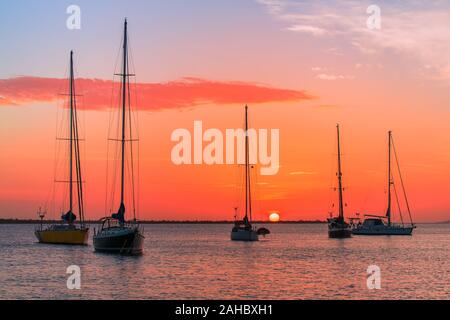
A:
<box><xmin>269</xmin><ymin>213</ymin><xmax>280</xmax><ymax>222</ymax></box>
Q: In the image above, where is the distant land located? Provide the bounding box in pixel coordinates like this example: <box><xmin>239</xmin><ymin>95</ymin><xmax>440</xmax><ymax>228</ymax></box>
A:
<box><xmin>0</xmin><ymin>219</ymin><xmax>448</xmax><ymax>224</ymax></box>
<box><xmin>0</xmin><ymin>219</ymin><xmax>326</xmax><ymax>224</ymax></box>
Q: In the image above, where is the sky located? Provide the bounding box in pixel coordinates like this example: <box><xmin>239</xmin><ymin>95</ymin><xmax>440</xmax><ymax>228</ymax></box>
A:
<box><xmin>1</xmin><ymin>0</ymin><xmax>450</xmax><ymax>222</ymax></box>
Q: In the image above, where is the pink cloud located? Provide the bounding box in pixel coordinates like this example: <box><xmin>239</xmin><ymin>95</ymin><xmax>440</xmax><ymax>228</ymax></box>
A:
<box><xmin>0</xmin><ymin>76</ymin><xmax>313</xmax><ymax>110</ymax></box>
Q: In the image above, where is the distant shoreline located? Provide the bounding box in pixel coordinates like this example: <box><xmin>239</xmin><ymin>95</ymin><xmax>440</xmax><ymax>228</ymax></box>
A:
<box><xmin>0</xmin><ymin>219</ymin><xmax>326</xmax><ymax>225</ymax></box>
<box><xmin>0</xmin><ymin>219</ymin><xmax>447</xmax><ymax>225</ymax></box>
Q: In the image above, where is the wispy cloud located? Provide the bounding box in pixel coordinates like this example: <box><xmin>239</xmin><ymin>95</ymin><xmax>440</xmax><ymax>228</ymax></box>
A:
<box><xmin>311</xmin><ymin>66</ymin><xmax>355</xmax><ymax>81</ymax></box>
<box><xmin>256</xmin><ymin>0</ymin><xmax>450</xmax><ymax>83</ymax></box>
<box><xmin>316</xmin><ymin>73</ymin><xmax>354</xmax><ymax>81</ymax></box>
<box><xmin>289</xmin><ymin>171</ymin><xmax>317</xmax><ymax>175</ymax></box>
<box><xmin>0</xmin><ymin>76</ymin><xmax>313</xmax><ymax>110</ymax></box>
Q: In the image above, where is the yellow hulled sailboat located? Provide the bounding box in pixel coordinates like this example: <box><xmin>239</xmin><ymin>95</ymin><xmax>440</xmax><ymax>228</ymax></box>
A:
<box><xmin>35</xmin><ymin>51</ymin><xmax>89</xmax><ymax>245</ymax></box>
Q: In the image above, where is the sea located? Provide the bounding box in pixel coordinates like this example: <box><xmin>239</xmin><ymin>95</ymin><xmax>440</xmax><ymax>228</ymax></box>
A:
<box><xmin>0</xmin><ymin>223</ymin><xmax>448</xmax><ymax>300</ymax></box>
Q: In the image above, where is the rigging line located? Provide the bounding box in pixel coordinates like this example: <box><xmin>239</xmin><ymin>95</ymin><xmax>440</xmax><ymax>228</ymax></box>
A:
<box><xmin>128</xmin><ymin>34</ymin><xmax>140</xmax><ymax>135</ymax></box>
<box><xmin>73</xmin><ymin>97</ymin><xmax>84</xmax><ymax>223</ymax></box>
<box><xmin>110</xmin><ymin>126</ymin><xmax>121</xmax><ymax>213</ymax></box>
<box><xmin>136</xmin><ymin>134</ymin><xmax>140</xmax><ymax>220</ymax></box>
<box><xmin>49</xmin><ymin>97</ymin><xmax>61</xmax><ymax>220</ymax></box>
<box><xmin>70</xmin><ymin>54</ymin><xmax>81</xmax><ymax>222</ymax></box>
<box><xmin>109</xmin><ymin>76</ymin><xmax>124</xmax><ymax>213</ymax></box>
<box><xmin>72</xmin><ymin>72</ymin><xmax>85</xmax><ymax>225</ymax></box>
<box><xmin>105</xmin><ymin>31</ymin><xmax>125</xmax><ymax>216</ymax></box>
<box><xmin>104</xmin><ymin>81</ymin><xmax>116</xmax><ymax>216</ymax></box>
<box><xmin>81</xmin><ymin>94</ymin><xmax>88</xmax><ymax>221</ymax></box>
<box><xmin>392</xmin><ymin>136</ymin><xmax>414</xmax><ymax>225</ymax></box>
<box><xmin>124</xmin><ymin>144</ymin><xmax>134</xmax><ymax>217</ymax></box>
<box><xmin>74</xmin><ymin>76</ymin><xmax>87</xmax><ymax>221</ymax></box>
<box><xmin>129</xmin><ymin>41</ymin><xmax>141</xmax><ymax>220</ymax></box>
<box><xmin>336</xmin><ymin>125</ymin><xmax>345</xmax><ymax>220</ymax></box>
<box><xmin>104</xmin><ymin>130</ymin><xmax>110</xmax><ymax>215</ymax></box>
<box><xmin>328</xmin><ymin>130</ymin><xmax>336</xmax><ymax>216</ymax></box>
<box><xmin>233</xmin><ymin>157</ymin><xmax>241</xmax><ymax>220</ymax></box>
<box><xmin>46</xmin><ymin>96</ymin><xmax>61</xmax><ymax>217</ymax></box>
<box><xmin>238</xmin><ymin>162</ymin><xmax>245</xmax><ymax>220</ymax></box>
<box><xmin>252</xmin><ymin>164</ymin><xmax>261</xmax><ymax>222</ymax></box>
<box><xmin>54</xmin><ymin>74</ymin><xmax>67</xmax><ymax>218</ymax></box>
<box><xmin>127</xmin><ymin>61</ymin><xmax>137</xmax><ymax>221</ymax></box>
<box><xmin>392</xmin><ymin>180</ymin><xmax>404</xmax><ymax>226</ymax></box>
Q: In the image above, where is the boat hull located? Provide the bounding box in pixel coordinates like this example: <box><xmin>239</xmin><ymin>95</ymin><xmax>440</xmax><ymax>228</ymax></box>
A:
<box><xmin>327</xmin><ymin>218</ymin><xmax>352</xmax><ymax>238</ymax></box>
<box><xmin>35</xmin><ymin>228</ymin><xmax>89</xmax><ymax>245</ymax></box>
<box><xmin>93</xmin><ymin>227</ymin><xmax>144</xmax><ymax>255</ymax></box>
<box><xmin>352</xmin><ymin>226</ymin><xmax>414</xmax><ymax>235</ymax></box>
<box><xmin>328</xmin><ymin>228</ymin><xmax>352</xmax><ymax>238</ymax></box>
<box><xmin>231</xmin><ymin>229</ymin><xmax>259</xmax><ymax>241</ymax></box>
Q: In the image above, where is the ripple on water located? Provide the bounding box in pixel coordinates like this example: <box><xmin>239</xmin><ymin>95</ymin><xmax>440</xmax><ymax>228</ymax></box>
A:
<box><xmin>0</xmin><ymin>223</ymin><xmax>448</xmax><ymax>299</ymax></box>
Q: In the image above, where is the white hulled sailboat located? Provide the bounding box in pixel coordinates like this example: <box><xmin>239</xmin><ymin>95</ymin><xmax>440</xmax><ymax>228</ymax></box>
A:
<box><xmin>352</xmin><ymin>131</ymin><xmax>416</xmax><ymax>235</ymax></box>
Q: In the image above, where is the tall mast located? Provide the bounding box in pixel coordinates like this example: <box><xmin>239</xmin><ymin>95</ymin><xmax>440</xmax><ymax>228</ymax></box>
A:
<box><xmin>244</xmin><ymin>105</ymin><xmax>252</xmax><ymax>223</ymax></box>
<box><xmin>387</xmin><ymin>131</ymin><xmax>392</xmax><ymax>226</ymax></box>
<box><xmin>336</xmin><ymin>124</ymin><xmax>344</xmax><ymax>221</ymax></box>
<box><xmin>69</xmin><ymin>50</ymin><xmax>74</xmax><ymax>218</ymax></box>
<box><xmin>72</xmin><ymin>52</ymin><xmax>84</xmax><ymax>226</ymax></box>
<box><xmin>120</xmin><ymin>19</ymin><xmax>128</xmax><ymax>209</ymax></box>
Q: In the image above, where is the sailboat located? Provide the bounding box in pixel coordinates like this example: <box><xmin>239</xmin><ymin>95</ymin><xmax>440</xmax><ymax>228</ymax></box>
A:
<box><xmin>231</xmin><ymin>105</ymin><xmax>259</xmax><ymax>241</ymax></box>
<box><xmin>352</xmin><ymin>131</ymin><xmax>416</xmax><ymax>235</ymax></box>
<box><xmin>93</xmin><ymin>19</ymin><xmax>145</xmax><ymax>255</ymax></box>
<box><xmin>35</xmin><ymin>51</ymin><xmax>89</xmax><ymax>245</ymax></box>
<box><xmin>327</xmin><ymin>124</ymin><xmax>352</xmax><ymax>238</ymax></box>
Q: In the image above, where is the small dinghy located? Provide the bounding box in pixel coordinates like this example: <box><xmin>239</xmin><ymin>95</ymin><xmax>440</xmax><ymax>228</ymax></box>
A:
<box><xmin>257</xmin><ymin>227</ymin><xmax>271</xmax><ymax>236</ymax></box>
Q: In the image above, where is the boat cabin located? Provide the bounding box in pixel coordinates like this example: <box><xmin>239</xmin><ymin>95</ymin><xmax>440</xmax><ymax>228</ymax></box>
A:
<box><xmin>361</xmin><ymin>218</ymin><xmax>386</xmax><ymax>227</ymax></box>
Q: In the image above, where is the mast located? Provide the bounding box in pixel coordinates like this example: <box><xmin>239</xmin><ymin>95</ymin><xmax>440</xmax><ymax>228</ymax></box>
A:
<box><xmin>114</xmin><ymin>18</ymin><xmax>128</xmax><ymax>224</ymax></box>
<box><xmin>245</xmin><ymin>105</ymin><xmax>252</xmax><ymax>224</ymax></box>
<box><xmin>336</xmin><ymin>124</ymin><xmax>344</xmax><ymax>221</ymax></box>
<box><xmin>72</xmin><ymin>53</ymin><xmax>84</xmax><ymax>226</ymax></box>
<box><xmin>69</xmin><ymin>51</ymin><xmax>74</xmax><ymax>220</ymax></box>
<box><xmin>120</xmin><ymin>19</ymin><xmax>128</xmax><ymax>207</ymax></box>
<box><xmin>66</xmin><ymin>51</ymin><xmax>84</xmax><ymax>226</ymax></box>
<box><xmin>387</xmin><ymin>131</ymin><xmax>392</xmax><ymax>226</ymax></box>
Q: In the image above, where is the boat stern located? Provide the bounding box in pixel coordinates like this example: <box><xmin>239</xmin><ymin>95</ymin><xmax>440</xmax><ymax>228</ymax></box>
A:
<box><xmin>35</xmin><ymin>228</ymin><xmax>89</xmax><ymax>245</ymax></box>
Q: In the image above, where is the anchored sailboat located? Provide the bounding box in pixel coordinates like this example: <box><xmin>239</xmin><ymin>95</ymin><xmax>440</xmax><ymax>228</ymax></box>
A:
<box><xmin>35</xmin><ymin>51</ymin><xmax>89</xmax><ymax>245</ymax></box>
<box><xmin>231</xmin><ymin>106</ymin><xmax>259</xmax><ymax>241</ymax></box>
<box><xmin>93</xmin><ymin>19</ymin><xmax>145</xmax><ymax>254</ymax></box>
<box><xmin>327</xmin><ymin>124</ymin><xmax>352</xmax><ymax>238</ymax></box>
<box><xmin>352</xmin><ymin>131</ymin><xmax>416</xmax><ymax>235</ymax></box>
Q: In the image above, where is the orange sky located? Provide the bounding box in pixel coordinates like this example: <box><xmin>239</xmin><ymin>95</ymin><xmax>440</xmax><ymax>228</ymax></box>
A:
<box><xmin>1</xmin><ymin>1</ymin><xmax>450</xmax><ymax>222</ymax></box>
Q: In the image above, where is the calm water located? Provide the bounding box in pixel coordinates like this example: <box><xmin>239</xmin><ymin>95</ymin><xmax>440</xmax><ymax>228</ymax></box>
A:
<box><xmin>0</xmin><ymin>223</ymin><xmax>448</xmax><ymax>300</ymax></box>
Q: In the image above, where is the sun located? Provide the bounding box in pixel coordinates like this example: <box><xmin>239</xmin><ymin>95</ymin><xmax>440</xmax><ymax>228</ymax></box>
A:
<box><xmin>269</xmin><ymin>212</ymin><xmax>280</xmax><ymax>222</ymax></box>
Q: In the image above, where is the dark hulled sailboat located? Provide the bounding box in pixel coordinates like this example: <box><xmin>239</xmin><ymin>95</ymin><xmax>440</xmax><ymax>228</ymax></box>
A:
<box><xmin>93</xmin><ymin>19</ymin><xmax>144</xmax><ymax>254</ymax></box>
<box><xmin>35</xmin><ymin>51</ymin><xmax>89</xmax><ymax>245</ymax></box>
<box><xmin>231</xmin><ymin>106</ymin><xmax>259</xmax><ymax>241</ymax></box>
<box><xmin>327</xmin><ymin>124</ymin><xmax>352</xmax><ymax>238</ymax></box>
